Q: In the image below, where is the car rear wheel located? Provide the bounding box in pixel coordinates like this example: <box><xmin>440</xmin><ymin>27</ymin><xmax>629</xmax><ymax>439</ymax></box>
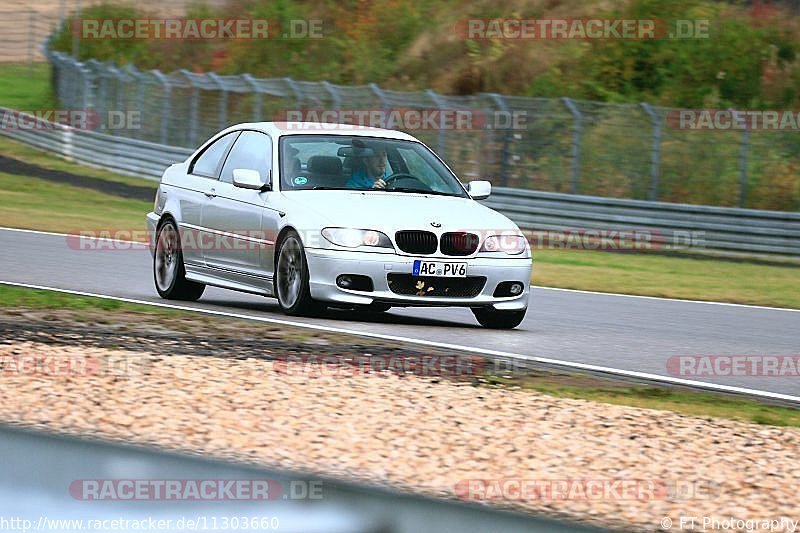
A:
<box><xmin>153</xmin><ymin>219</ymin><xmax>205</xmax><ymax>301</ymax></box>
<box><xmin>472</xmin><ymin>307</ymin><xmax>526</xmax><ymax>329</ymax></box>
<box><xmin>275</xmin><ymin>232</ymin><xmax>324</xmax><ymax>316</ymax></box>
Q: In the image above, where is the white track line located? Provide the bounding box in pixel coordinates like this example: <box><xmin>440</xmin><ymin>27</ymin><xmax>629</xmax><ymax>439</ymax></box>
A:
<box><xmin>2</xmin><ymin>279</ymin><xmax>799</xmax><ymax>405</ymax></box>
<box><xmin>2</xmin><ymin>225</ymin><xmax>798</xmax><ymax>313</ymax></box>
<box><xmin>0</xmin><ymin>226</ymin><xmax>143</xmax><ymax>246</ymax></box>
<box><xmin>532</xmin><ymin>285</ymin><xmax>800</xmax><ymax>313</ymax></box>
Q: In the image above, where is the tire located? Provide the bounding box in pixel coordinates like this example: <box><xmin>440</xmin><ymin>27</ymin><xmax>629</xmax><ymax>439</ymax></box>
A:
<box><xmin>472</xmin><ymin>307</ymin><xmax>527</xmax><ymax>329</ymax></box>
<box><xmin>153</xmin><ymin>218</ymin><xmax>205</xmax><ymax>301</ymax></box>
<box><xmin>275</xmin><ymin>231</ymin><xmax>324</xmax><ymax>316</ymax></box>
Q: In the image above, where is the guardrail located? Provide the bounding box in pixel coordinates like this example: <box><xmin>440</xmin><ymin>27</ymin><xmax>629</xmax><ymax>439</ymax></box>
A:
<box><xmin>484</xmin><ymin>187</ymin><xmax>800</xmax><ymax>257</ymax></box>
<box><xmin>1</xmin><ymin>108</ymin><xmax>798</xmax><ymax>258</ymax></box>
<box><xmin>0</xmin><ymin>107</ymin><xmax>191</xmax><ymax>179</ymax></box>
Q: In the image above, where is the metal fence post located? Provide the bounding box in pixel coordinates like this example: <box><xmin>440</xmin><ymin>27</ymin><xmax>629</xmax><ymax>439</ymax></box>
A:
<box><xmin>730</xmin><ymin>108</ymin><xmax>750</xmax><ymax>208</ymax></box>
<box><xmin>640</xmin><ymin>102</ymin><xmax>662</xmax><ymax>201</ymax></box>
<box><xmin>322</xmin><ymin>81</ymin><xmax>341</xmax><ymax>111</ymax></box>
<box><xmin>369</xmin><ymin>83</ymin><xmax>389</xmax><ymax>114</ymax></box>
<box><xmin>152</xmin><ymin>71</ymin><xmax>171</xmax><ymax>145</ymax></box>
<box><xmin>78</xmin><ymin>63</ymin><xmax>93</xmax><ymax>112</ymax></box>
<box><xmin>207</xmin><ymin>72</ymin><xmax>228</xmax><ymax>131</ymax></box>
<box><xmin>487</xmin><ymin>93</ymin><xmax>512</xmax><ymax>187</ymax></box>
<box><xmin>93</xmin><ymin>62</ymin><xmax>108</xmax><ymax>131</ymax></box>
<box><xmin>179</xmin><ymin>70</ymin><xmax>199</xmax><ymax>147</ymax></box>
<box><xmin>241</xmin><ymin>74</ymin><xmax>262</xmax><ymax>122</ymax></box>
<box><xmin>283</xmin><ymin>78</ymin><xmax>302</xmax><ymax>109</ymax></box>
<box><xmin>562</xmin><ymin>97</ymin><xmax>582</xmax><ymax>194</ymax></box>
<box><xmin>426</xmin><ymin>89</ymin><xmax>448</xmax><ymax>157</ymax></box>
<box><xmin>129</xmin><ymin>65</ymin><xmax>145</xmax><ymax>140</ymax></box>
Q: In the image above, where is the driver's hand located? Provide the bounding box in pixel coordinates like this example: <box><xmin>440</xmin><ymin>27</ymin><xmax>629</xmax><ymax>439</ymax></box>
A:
<box><xmin>372</xmin><ymin>178</ymin><xmax>386</xmax><ymax>189</ymax></box>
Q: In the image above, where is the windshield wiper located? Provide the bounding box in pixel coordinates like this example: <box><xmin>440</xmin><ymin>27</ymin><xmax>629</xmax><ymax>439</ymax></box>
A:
<box><xmin>386</xmin><ymin>187</ymin><xmax>461</xmax><ymax>197</ymax></box>
<box><xmin>310</xmin><ymin>186</ymin><xmax>347</xmax><ymax>190</ymax></box>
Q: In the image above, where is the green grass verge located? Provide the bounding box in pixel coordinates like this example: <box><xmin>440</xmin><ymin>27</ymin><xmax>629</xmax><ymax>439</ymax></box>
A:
<box><xmin>2</xmin><ymin>282</ymin><xmax>798</xmax><ymax>427</ymax></box>
<box><xmin>533</xmin><ymin>248</ymin><xmax>800</xmax><ymax>309</ymax></box>
<box><xmin>0</xmin><ymin>284</ymin><xmax>172</xmax><ymax>315</ymax></box>
<box><xmin>0</xmin><ymin>63</ymin><xmax>55</xmax><ymax>110</ymax></box>
<box><xmin>482</xmin><ymin>376</ymin><xmax>800</xmax><ymax>428</ymax></box>
<box><xmin>0</xmin><ymin>172</ymin><xmax>151</xmax><ymax>235</ymax></box>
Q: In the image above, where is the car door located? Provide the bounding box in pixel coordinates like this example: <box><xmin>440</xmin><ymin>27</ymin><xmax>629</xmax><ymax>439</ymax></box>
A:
<box><xmin>180</xmin><ymin>131</ymin><xmax>239</xmax><ymax>268</ymax></box>
<box><xmin>201</xmin><ymin>130</ymin><xmax>279</xmax><ymax>284</ymax></box>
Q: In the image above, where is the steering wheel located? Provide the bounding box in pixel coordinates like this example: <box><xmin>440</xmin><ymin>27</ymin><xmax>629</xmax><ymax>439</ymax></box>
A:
<box><xmin>383</xmin><ymin>173</ymin><xmax>432</xmax><ymax>191</ymax></box>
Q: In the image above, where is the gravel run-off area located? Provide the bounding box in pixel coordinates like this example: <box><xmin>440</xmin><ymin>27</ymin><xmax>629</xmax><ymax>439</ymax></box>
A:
<box><xmin>1</xmin><ymin>311</ymin><xmax>799</xmax><ymax>532</ymax></box>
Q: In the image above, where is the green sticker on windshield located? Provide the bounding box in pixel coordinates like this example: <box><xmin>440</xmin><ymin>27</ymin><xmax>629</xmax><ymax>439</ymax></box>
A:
<box><xmin>294</xmin><ymin>176</ymin><xmax>308</xmax><ymax>185</ymax></box>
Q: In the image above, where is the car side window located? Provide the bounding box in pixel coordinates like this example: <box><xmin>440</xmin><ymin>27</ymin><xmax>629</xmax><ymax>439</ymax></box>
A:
<box><xmin>219</xmin><ymin>131</ymin><xmax>272</xmax><ymax>184</ymax></box>
<box><xmin>190</xmin><ymin>132</ymin><xmax>238</xmax><ymax>178</ymax></box>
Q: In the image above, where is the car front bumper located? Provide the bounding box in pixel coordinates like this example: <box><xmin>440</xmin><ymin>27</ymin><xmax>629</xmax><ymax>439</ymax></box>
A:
<box><xmin>146</xmin><ymin>212</ymin><xmax>159</xmax><ymax>256</ymax></box>
<box><xmin>304</xmin><ymin>248</ymin><xmax>531</xmax><ymax>310</ymax></box>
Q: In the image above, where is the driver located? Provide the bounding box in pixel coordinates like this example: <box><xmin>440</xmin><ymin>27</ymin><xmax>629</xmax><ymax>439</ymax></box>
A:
<box><xmin>345</xmin><ymin>140</ymin><xmax>389</xmax><ymax>189</ymax></box>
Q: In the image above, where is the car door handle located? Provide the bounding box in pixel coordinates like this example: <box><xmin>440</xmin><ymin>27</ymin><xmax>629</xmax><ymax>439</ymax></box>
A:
<box><xmin>204</xmin><ymin>188</ymin><xmax>217</xmax><ymax>198</ymax></box>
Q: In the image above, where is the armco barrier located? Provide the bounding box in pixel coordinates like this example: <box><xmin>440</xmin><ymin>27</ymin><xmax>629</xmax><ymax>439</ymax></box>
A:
<box><xmin>0</xmin><ymin>107</ymin><xmax>191</xmax><ymax>179</ymax></box>
<box><xmin>484</xmin><ymin>187</ymin><xmax>800</xmax><ymax>257</ymax></box>
<box><xmin>1</xmin><ymin>108</ymin><xmax>798</xmax><ymax>258</ymax></box>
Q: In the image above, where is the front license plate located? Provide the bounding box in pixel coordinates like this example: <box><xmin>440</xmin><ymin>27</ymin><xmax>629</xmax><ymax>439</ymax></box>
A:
<box><xmin>412</xmin><ymin>260</ymin><xmax>467</xmax><ymax>277</ymax></box>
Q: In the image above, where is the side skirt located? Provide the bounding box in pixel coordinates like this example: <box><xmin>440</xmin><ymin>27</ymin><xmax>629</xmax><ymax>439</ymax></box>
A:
<box><xmin>185</xmin><ymin>263</ymin><xmax>274</xmax><ymax>297</ymax></box>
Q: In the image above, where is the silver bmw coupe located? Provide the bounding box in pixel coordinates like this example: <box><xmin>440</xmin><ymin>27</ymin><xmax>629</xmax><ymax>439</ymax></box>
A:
<box><xmin>146</xmin><ymin>122</ymin><xmax>532</xmax><ymax>328</ymax></box>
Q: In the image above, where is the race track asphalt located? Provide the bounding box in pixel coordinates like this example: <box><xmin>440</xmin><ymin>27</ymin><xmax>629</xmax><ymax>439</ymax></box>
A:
<box><xmin>1</xmin><ymin>227</ymin><xmax>798</xmax><ymax>397</ymax></box>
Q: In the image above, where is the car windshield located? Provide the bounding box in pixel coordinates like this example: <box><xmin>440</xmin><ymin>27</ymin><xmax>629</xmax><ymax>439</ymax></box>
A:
<box><xmin>279</xmin><ymin>135</ymin><xmax>468</xmax><ymax>197</ymax></box>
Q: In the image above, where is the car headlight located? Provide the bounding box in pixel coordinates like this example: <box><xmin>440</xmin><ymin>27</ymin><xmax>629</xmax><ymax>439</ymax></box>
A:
<box><xmin>321</xmin><ymin>228</ymin><xmax>393</xmax><ymax>249</ymax></box>
<box><xmin>480</xmin><ymin>234</ymin><xmax>527</xmax><ymax>255</ymax></box>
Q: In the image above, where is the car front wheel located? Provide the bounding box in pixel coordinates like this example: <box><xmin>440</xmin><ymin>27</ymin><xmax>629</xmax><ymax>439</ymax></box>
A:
<box><xmin>472</xmin><ymin>307</ymin><xmax>526</xmax><ymax>329</ymax></box>
<box><xmin>275</xmin><ymin>231</ymin><xmax>324</xmax><ymax>316</ymax></box>
<box><xmin>153</xmin><ymin>219</ymin><xmax>205</xmax><ymax>301</ymax></box>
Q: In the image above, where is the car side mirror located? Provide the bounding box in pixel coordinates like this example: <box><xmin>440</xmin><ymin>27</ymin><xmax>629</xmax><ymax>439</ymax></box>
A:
<box><xmin>232</xmin><ymin>168</ymin><xmax>269</xmax><ymax>191</ymax></box>
<box><xmin>467</xmin><ymin>180</ymin><xmax>491</xmax><ymax>200</ymax></box>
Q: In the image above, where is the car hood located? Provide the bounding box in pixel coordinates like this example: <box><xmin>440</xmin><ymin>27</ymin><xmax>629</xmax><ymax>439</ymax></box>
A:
<box><xmin>281</xmin><ymin>190</ymin><xmax>518</xmax><ymax>234</ymax></box>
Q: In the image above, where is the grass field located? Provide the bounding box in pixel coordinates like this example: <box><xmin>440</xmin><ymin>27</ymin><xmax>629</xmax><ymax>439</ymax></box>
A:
<box><xmin>0</xmin><ymin>63</ymin><xmax>55</xmax><ymax>110</ymax></box>
<box><xmin>0</xmin><ymin>172</ymin><xmax>151</xmax><ymax>233</ymax></box>
<box><xmin>533</xmin><ymin>248</ymin><xmax>800</xmax><ymax>309</ymax></box>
